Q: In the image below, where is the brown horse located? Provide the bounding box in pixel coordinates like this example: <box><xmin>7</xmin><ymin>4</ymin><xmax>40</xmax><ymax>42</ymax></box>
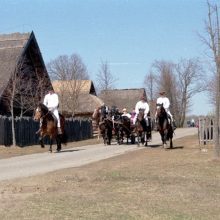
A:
<box><xmin>133</xmin><ymin>109</ymin><xmax>151</xmax><ymax>146</ymax></box>
<box><xmin>92</xmin><ymin>106</ymin><xmax>113</xmax><ymax>145</ymax></box>
<box><xmin>156</xmin><ymin>104</ymin><xmax>173</xmax><ymax>148</ymax></box>
<box><xmin>33</xmin><ymin>103</ymin><xmax>66</xmax><ymax>152</ymax></box>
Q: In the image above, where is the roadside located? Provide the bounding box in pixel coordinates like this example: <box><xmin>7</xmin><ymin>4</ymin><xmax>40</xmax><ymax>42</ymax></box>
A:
<box><xmin>0</xmin><ymin>128</ymin><xmax>197</xmax><ymax>181</ymax></box>
<box><xmin>0</xmin><ymin>130</ymin><xmax>219</xmax><ymax>220</ymax></box>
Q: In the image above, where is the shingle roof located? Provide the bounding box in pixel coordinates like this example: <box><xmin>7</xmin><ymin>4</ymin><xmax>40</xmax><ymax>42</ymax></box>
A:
<box><xmin>52</xmin><ymin>80</ymin><xmax>103</xmax><ymax>115</ymax></box>
<box><xmin>0</xmin><ymin>32</ymin><xmax>31</xmax><ymax>96</ymax></box>
<box><xmin>99</xmin><ymin>88</ymin><xmax>147</xmax><ymax>112</ymax></box>
<box><xmin>52</xmin><ymin>80</ymin><xmax>96</xmax><ymax>95</ymax></box>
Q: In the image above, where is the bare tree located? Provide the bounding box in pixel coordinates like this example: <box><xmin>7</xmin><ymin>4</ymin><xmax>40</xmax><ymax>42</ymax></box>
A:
<box><xmin>144</xmin><ymin>71</ymin><xmax>157</xmax><ymax>116</ymax></box>
<box><xmin>1</xmin><ymin>59</ymin><xmax>29</xmax><ymax>146</ymax></box>
<box><xmin>96</xmin><ymin>60</ymin><xmax>117</xmax><ymax>93</ymax></box>
<box><xmin>150</xmin><ymin>60</ymin><xmax>180</xmax><ymax>122</ymax></box>
<box><xmin>200</xmin><ymin>1</ymin><xmax>220</xmax><ymax>158</ymax></box>
<box><xmin>175</xmin><ymin>58</ymin><xmax>205</xmax><ymax>127</ymax></box>
<box><xmin>144</xmin><ymin>71</ymin><xmax>157</xmax><ymax>101</ymax></box>
<box><xmin>47</xmin><ymin>54</ymin><xmax>89</xmax><ymax>116</ymax></box>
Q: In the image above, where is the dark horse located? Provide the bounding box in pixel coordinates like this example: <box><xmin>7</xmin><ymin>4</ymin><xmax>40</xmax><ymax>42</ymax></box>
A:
<box><xmin>92</xmin><ymin>106</ymin><xmax>113</xmax><ymax>145</ymax></box>
<box><xmin>134</xmin><ymin>109</ymin><xmax>152</xmax><ymax>146</ymax></box>
<box><xmin>156</xmin><ymin>104</ymin><xmax>173</xmax><ymax>148</ymax></box>
<box><xmin>33</xmin><ymin>103</ymin><xmax>66</xmax><ymax>152</ymax></box>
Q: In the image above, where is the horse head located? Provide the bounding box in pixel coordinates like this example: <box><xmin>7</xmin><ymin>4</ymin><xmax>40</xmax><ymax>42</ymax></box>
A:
<box><xmin>33</xmin><ymin>103</ymin><xmax>49</xmax><ymax>121</ymax></box>
<box><xmin>137</xmin><ymin>109</ymin><xmax>145</xmax><ymax>122</ymax></box>
<box><xmin>156</xmin><ymin>103</ymin><xmax>167</xmax><ymax>118</ymax></box>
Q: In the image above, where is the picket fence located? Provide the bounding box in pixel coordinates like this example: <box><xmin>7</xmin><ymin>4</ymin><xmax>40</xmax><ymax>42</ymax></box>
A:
<box><xmin>0</xmin><ymin>116</ymin><xmax>93</xmax><ymax>147</ymax></box>
<box><xmin>198</xmin><ymin>117</ymin><xmax>214</xmax><ymax>145</ymax></box>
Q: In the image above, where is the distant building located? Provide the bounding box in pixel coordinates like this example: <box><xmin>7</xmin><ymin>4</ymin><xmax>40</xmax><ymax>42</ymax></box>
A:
<box><xmin>99</xmin><ymin>88</ymin><xmax>148</xmax><ymax>112</ymax></box>
<box><xmin>52</xmin><ymin>80</ymin><xmax>103</xmax><ymax>118</ymax></box>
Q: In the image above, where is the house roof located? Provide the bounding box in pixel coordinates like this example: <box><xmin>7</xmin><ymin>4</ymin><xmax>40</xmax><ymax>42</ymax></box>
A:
<box><xmin>52</xmin><ymin>80</ymin><xmax>96</xmax><ymax>95</ymax></box>
<box><xmin>75</xmin><ymin>93</ymin><xmax>103</xmax><ymax>114</ymax></box>
<box><xmin>0</xmin><ymin>31</ymin><xmax>50</xmax><ymax>98</ymax></box>
<box><xmin>99</xmin><ymin>88</ymin><xmax>147</xmax><ymax>112</ymax></box>
<box><xmin>52</xmin><ymin>80</ymin><xmax>102</xmax><ymax>115</ymax></box>
<box><xmin>0</xmin><ymin>32</ymin><xmax>31</xmax><ymax>95</ymax></box>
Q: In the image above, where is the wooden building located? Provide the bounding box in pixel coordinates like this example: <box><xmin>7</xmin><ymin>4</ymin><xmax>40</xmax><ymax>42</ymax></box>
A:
<box><xmin>0</xmin><ymin>31</ymin><xmax>52</xmax><ymax>116</ymax></box>
<box><xmin>52</xmin><ymin>80</ymin><xmax>103</xmax><ymax>118</ymax></box>
<box><xmin>99</xmin><ymin>88</ymin><xmax>147</xmax><ymax>112</ymax></box>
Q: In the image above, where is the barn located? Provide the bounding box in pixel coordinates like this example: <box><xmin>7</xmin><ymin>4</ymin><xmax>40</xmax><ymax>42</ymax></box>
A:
<box><xmin>0</xmin><ymin>31</ymin><xmax>52</xmax><ymax>116</ymax></box>
<box><xmin>99</xmin><ymin>88</ymin><xmax>148</xmax><ymax>113</ymax></box>
<box><xmin>52</xmin><ymin>80</ymin><xmax>104</xmax><ymax>118</ymax></box>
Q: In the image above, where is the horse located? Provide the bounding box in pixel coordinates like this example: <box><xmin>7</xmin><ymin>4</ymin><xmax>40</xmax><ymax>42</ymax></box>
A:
<box><xmin>156</xmin><ymin>104</ymin><xmax>173</xmax><ymax>148</ymax></box>
<box><xmin>92</xmin><ymin>106</ymin><xmax>113</xmax><ymax>145</ymax></box>
<box><xmin>133</xmin><ymin>109</ymin><xmax>151</xmax><ymax>146</ymax></box>
<box><xmin>33</xmin><ymin>103</ymin><xmax>66</xmax><ymax>152</ymax></box>
<box><xmin>119</xmin><ymin>115</ymin><xmax>132</xmax><ymax>144</ymax></box>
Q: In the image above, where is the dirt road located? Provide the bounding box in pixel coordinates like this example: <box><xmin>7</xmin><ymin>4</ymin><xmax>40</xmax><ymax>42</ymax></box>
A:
<box><xmin>0</xmin><ymin>128</ymin><xmax>197</xmax><ymax>181</ymax></box>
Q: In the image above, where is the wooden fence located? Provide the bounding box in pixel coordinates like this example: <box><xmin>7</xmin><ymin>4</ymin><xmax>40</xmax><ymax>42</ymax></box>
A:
<box><xmin>198</xmin><ymin>117</ymin><xmax>214</xmax><ymax>145</ymax></box>
<box><xmin>0</xmin><ymin>116</ymin><xmax>93</xmax><ymax>147</ymax></box>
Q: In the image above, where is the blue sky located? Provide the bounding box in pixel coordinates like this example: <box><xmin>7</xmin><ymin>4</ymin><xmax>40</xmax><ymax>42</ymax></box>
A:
<box><xmin>0</xmin><ymin>0</ymin><xmax>214</xmax><ymax>115</ymax></box>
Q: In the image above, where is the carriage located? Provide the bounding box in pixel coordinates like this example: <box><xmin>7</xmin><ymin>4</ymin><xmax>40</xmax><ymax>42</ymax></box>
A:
<box><xmin>92</xmin><ymin>106</ymin><xmax>152</xmax><ymax>146</ymax></box>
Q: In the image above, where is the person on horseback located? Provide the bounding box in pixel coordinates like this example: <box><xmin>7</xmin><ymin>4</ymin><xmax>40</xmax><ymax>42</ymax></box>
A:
<box><xmin>43</xmin><ymin>89</ymin><xmax>62</xmax><ymax>134</ymax></box>
<box><xmin>155</xmin><ymin>91</ymin><xmax>176</xmax><ymax>130</ymax></box>
<box><xmin>133</xmin><ymin>95</ymin><xmax>150</xmax><ymax>125</ymax></box>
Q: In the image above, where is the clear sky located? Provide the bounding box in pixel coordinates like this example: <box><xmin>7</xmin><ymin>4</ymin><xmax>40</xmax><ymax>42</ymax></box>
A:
<box><xmin>0</xmin><ymin>0</ymin><xmax>214</xmax><ymax>115</ymax></box>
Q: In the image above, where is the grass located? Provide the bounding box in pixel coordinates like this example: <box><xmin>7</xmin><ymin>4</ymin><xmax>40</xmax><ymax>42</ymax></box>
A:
<box><xmin>0</xmin><ymin>135</ymin><xmax>219</xmax><ymax>219</ymax></box>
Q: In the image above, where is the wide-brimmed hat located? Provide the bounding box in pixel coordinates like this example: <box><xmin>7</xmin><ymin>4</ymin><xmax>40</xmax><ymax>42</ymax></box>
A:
<box><xmin>159</xmin><ymin>91</ymin><xmax>166</xmax><ymax>95</ymax></box>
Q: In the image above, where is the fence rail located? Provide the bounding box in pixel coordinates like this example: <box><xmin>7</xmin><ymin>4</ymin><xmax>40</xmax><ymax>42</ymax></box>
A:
<box><xmin>0</xmin><ymin>116</ymin><xmax>93</xmax><ymax>147</ymax></box>
<box><xmin>198</xmin><ymin>117</ymin><xmax>214</xmax><ymax>145</ymax></box>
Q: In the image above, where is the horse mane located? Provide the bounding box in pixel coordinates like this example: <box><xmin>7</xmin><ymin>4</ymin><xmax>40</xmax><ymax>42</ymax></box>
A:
<box><xmin>38</xmin><ymin>103</ymin><xmax>49</xmax><ymax>115</ymax></box>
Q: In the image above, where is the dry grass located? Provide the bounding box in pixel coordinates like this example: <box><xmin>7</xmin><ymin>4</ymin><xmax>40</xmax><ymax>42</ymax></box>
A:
<box><xmin>0</xmin><ymin>135</ymin><xmax>219</xmax><ymax>220</ymax></box>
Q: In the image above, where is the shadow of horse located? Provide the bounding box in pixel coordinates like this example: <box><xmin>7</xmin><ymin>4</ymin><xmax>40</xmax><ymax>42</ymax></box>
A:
<box><xmin>33</xmin><ymin>103</ymin><xmax>67</xmax><ymax>152</ymax></box>
<box><xmin>156</xmin><ymin>104</ymin><xmax>173</xmax><ymax>149</ymax></box>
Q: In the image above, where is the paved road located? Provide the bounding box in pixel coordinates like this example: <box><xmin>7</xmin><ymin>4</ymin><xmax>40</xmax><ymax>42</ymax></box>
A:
<box><xmin>0</xmin><ymin>128</ymin><xmax>197</xmax><ymax>181</ymax></box>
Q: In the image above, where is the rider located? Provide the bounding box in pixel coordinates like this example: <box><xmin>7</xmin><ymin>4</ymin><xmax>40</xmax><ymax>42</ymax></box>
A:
<box><xmin>43</xmin><ymin>89</ymin><xmax>62</xmax><ymax>134</ymax></box>
<box><xmin>133</xmin><ymin>94</ymin><xmax>150</xmax><ymax>125</ymax></box>
<box><xmin>121</xmin><ymin>108</ymin><xmax>131</xmax><ymax>119</ymax></box>
<box><xmin>155</xmin><ymin>91</ymin><xmax>176</xmax><ymax>130</ymax></box>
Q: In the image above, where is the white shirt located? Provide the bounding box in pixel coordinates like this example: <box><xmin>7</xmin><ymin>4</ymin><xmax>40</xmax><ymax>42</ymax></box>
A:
<box><xmin>135</xmin><ymin>100</ymin><xmax>149</xmax><ymax>116</ymax></box>
<box><xmin>43</xmin><ymin>93</ymin><xmax>59</xmax><ymax>110</ymax></box>
<box><xmin>156</xmin><ymin>96</ymin><xmax>170</xmax><ymax>110</ymax></box>
<box><xmin>122</xmin><ymin>112</ymin><xmax>131</xmax><ymax>118</ymax></box>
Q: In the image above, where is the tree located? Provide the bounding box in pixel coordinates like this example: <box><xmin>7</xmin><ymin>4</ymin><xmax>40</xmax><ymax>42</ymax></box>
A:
<box><xmin>47</xmin><ymin>54</ymin><xmax>89</xmax><ymax>116</ymax></box>
<box><xmin>175</xmin><ymin>58</ymin><xmax>205</xmax><ymax>127</ymax></box>
<box><xmin>96</xmin><ymin>60</ymin><xmax>117</xmax><ymax>93</ymax></box>
<box><xmin>200</xmin><ymin>1</ymin><xmax>220</xmax><ymax>158</ymax></box>
<box><xmin>144</xmin><ymin>71</ymin><xmax>156</xmax><ymax>101</ymax></box>
<box><xmin>148</xmin><ymin>59</ymin><xmax>203</xmax><ymax>127</ymax></box>
<box><xmin>150</xmin><ymin>60</ymin><xmax>179</xmax><ymax>123</ymax></box>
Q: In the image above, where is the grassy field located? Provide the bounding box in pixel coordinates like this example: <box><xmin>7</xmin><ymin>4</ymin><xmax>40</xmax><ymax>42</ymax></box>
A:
<box><xmin>0</xmin><ymin>135</ymin><xmax>219</xmax><ymax>220</ymax></box>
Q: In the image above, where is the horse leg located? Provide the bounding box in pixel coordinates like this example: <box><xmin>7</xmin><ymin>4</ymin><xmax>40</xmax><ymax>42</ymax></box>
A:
<box><xmin>39</xmin><ymin>136</ymin><xmax>45</xmax><ymax>148</ymax></box>
<box><xmin>107</xmin><ymin>127</ymin><xmax>112</xmax><ymax>145</ymax></box>
<box><xmin>56</xmin><ymin>135</ymin><xmax>62</xmax><ymax>152</ymax></box>
<box><xmin>49</xmin><ymin>138</ymin><xmax>53</xmax><ymax>153</ymax></box>
<box><xmin>170</xmin><ymin>138</ymin><xmax>173</xmax><ymax>148</ymax></box>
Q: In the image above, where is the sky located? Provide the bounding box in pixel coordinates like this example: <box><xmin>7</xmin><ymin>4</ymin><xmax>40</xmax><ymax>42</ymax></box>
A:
<box><xmin>0</xmin><ymin>0</ymin><xmax>215</xmax><ymax>115</ymax></box>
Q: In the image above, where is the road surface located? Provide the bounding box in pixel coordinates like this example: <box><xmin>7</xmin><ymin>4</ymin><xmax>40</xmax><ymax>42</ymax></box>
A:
<box><xmin>0</xmin><ymin>128</ymin><xmax>197</xmax><ymax>181</ymax></box>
